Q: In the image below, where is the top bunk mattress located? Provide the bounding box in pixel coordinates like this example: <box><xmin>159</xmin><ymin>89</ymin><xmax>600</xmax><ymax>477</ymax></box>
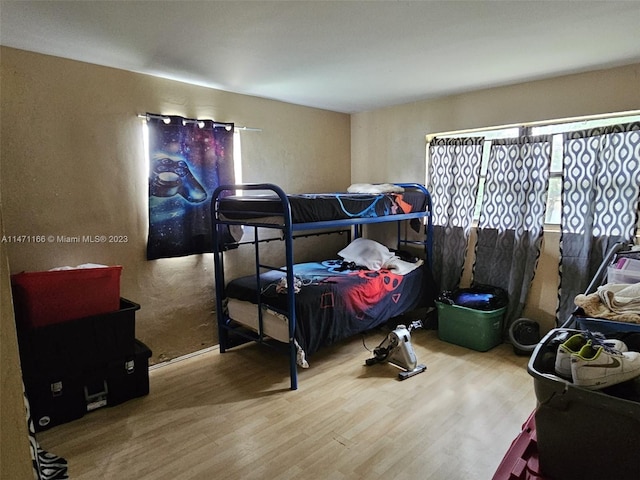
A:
<box><xmin>217</xmin><ymin>190</ymin><xmax>428</xmax><ymax>224</ymax></box>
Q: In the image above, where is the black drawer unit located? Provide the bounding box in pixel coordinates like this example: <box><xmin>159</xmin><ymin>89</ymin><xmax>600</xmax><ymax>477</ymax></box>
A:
<box><xmin>24</xmin><ymin>340</ymin><xmax>151</xmax><ymax>432</ymax></box>
<box><xmin>17</xmin><ymin>298</ymin><xmax>151</xmax><ymax>432</ymax></box>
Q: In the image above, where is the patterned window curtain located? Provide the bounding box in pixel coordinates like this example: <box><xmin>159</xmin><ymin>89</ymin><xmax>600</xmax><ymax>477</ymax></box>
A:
<box><xmin>146</xmin><ymin>114</ymin><xmax>235</xmax><ymax>260</ymax></box>
<box><xmin>557</xmin><ymin>122</ymin><xmax>640</xmax><ymax>323</ymax></box>
<box><xmin>427</xmin><ymin>137</ymin><xmax>484</xmax><ymax>292</ymax></box>
<box><xmin>473</xmin><ymin>136</ymin><xmax>551</xmax><ymax>329</ymax></box>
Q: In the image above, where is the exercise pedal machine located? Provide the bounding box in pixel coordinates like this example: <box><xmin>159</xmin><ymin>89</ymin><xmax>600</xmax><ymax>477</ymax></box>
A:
<box><xmin>365</xmin><ymin>320</ymin><xmax>426</xmax><ymax>380</ymax></box>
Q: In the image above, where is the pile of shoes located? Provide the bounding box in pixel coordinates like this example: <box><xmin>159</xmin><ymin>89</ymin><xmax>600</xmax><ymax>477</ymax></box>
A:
<box><xmin>554</xmin><ymin>330</ymin><xmax>640</xmax><ymax>390</ymax></box>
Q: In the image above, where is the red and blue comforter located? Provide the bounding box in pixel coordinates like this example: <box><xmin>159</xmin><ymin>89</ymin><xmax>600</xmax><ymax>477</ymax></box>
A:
<box><xmin>225</xmin><ymin>260</ymin><xmax>435</xmax><ymax>356</ymax></box>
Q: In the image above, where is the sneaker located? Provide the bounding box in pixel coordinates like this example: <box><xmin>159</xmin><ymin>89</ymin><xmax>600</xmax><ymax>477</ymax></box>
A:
<box><xmin>554</xmin><ymin>332</ymin><xmax>627</xmax><ymax>379</ymax></box>
<box><xmin>571</xmin><ymin>343</ymin><xmax>640</xmax><ymax>390</ymax></box>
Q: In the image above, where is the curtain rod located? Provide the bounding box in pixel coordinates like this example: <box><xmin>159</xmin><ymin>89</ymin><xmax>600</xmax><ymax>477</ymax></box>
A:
<box><xmin>137</xmin><ymin>114</ymin><xmax>261</xmax><ymax>132</ymax></box>
<box><xmin>425</xmin><ymin>109</ymin><xmax>640</xmax><ymax>142</ymax></box>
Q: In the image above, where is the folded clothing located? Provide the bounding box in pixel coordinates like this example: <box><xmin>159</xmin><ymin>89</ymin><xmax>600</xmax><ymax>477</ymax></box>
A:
<box><xmin>597</xmin><ymin>283</ymin><xmax>640</xmax><ymax>315</ymax></box>
<box><xmin>575</xmin><ymin>282</ymin><xmax>640</xmax><ymax>324</ymax></box>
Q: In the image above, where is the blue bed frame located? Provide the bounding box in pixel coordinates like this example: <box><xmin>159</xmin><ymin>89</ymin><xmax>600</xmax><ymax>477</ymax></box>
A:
<box><xmin>211</xmin><ymin>183</ymin><xmax>433</xmax><ymax>390</ymax></box>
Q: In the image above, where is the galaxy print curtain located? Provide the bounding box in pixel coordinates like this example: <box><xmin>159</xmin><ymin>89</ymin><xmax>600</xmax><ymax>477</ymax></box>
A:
<box><xmin>427</xmin><ymin>137</ymin><xmax>484</xmax><ymax>292</ymax></box>
<box><xmin>473</xmin><ymin>136</ymin><xmax>551</xmax><ymax>330</ymax></box>
<box><xmin>146</xmin><ymin>114</ymin><xmax>234</xmax><ymax>260</ymax></box>
<box><xmin>557</xmin><ymin>122</ymin><xmax>640</xmax><ymax>323</ymax></box>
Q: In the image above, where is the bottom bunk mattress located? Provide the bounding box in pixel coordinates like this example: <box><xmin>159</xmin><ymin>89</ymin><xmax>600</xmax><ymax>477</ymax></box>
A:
<box><xmin>224</xmin><ymin>260</ymin><xmax>435</xmax><ymax>358</ymax></box>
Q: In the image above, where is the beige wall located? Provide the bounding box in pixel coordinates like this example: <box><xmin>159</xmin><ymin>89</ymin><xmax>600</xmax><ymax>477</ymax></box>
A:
<box><xmin>0</xmin><ymin>47</ymin><xmax>351</xmax><ymax>363</ymax></box>
<box><xmin>352</xmin><ymin>63</ymin><xmax>640</xmax><ymax>333</ymax></box>
<box><xmin>0</xmin><ymin>207</ymin><xmax>32</xmax><ymax>480</ymax></box>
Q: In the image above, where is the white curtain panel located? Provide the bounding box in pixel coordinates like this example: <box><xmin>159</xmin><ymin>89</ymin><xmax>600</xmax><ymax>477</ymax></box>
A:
<box><xmin>473</xmin><ymin>136</ymin><xmax>552</xmax><ymax>329</ymax></box>
<box><xmin>558</xmin><ymin>122</ymin><xmax>640</xmax><ymax>323</ymax></box>
<box><xmin>427</xmin><ymin>137</ymin><xmax>484</xmax><ymax>292</ymax></box>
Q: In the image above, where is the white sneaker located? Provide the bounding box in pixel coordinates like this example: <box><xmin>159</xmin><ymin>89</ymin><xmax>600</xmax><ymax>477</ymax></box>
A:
<box><xmin>555</xmin><ymin>332</ymin><xmax>627</xmax><ymax>379</ymax></box>
<box><xmin>571</xmin><ymin>343</ymin><xmax>640</xmax><ymax>390</ymax></box>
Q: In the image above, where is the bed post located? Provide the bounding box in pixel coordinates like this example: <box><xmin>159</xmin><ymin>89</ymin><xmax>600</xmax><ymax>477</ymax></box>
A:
<box><xmin>211</xmin><ymin>186</ymin><xmax>229</xmax><ymax>353</ymax></box>
<box><xmin>271</xmin><ymin>184</ymin><xmax>298</xmax><ymax>390</ymax></box>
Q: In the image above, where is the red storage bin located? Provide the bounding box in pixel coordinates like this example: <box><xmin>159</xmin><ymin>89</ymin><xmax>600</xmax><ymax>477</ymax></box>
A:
<box><xmin>492</xmin><ymin>411</ymin><xmax>548</xmax><ymax>480</ymax></box>
<box><xmin>11</xmin><ymin>266</ymin><xmax>122</xmax><ymax>328</ymax></box>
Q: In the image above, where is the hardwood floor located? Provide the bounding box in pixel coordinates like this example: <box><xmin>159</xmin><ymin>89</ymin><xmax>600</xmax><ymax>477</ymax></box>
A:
<box><xmin>37</xmin><ymin>329</ymin><xmax>536</xmax><ymax>479</ymax></box>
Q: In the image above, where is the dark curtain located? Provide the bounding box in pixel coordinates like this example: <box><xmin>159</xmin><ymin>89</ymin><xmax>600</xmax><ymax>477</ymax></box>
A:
<box><xmin>473</xmin><ymin>136</ymin><xmax>551</xmax><ymax>330</ymax></box>
<box><xmin>146</xmin><ymin>115</ymin><xmax>234</xmax><ymax>260</ymax></box>
<box><xmin>427</xmin><ymin>137</ymin><xmax>484</xmax><ymax>292</ymax></box>
<box><xmin>557</xmin><ymin>122</ymin><xmax>640</xmax><ymax>323</ymax></box>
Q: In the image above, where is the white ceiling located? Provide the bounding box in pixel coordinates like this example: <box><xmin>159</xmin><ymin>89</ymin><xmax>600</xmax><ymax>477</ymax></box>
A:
<box><xmin>2</xmin><ymin>0</ymin><xmax>640</xmax><ymax>114</ymax></box>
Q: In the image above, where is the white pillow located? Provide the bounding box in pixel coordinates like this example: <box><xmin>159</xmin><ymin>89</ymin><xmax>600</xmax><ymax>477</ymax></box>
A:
<box><xmin>337</xmin><ymin>238</ymin><xmax>395</xmax><ymax>271</ymax></box>
<box><xmin>347</xmin><ymin>183</ymin><xmax>404</xmax><ymax>194</ymax></box>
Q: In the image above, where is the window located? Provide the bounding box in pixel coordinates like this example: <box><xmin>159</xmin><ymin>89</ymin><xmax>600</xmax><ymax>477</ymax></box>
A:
<box><xmin>428</xmin><ymin>112</ymin><xmax>640</xmax><ymax>226</ymax></box>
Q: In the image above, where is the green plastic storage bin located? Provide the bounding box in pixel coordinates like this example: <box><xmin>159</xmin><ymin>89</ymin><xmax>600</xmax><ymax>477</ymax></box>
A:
<box><xmin>436</xmin><ymin>301</ymin><xmax>506</xmax><ymax>351</ymax></box>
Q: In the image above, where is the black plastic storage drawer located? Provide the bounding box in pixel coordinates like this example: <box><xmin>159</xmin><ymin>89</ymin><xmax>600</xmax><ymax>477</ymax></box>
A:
<box><xmin>528</xmin><ymin>328</ymin><xmax>640</xmax><ymax>480</ymax></box>
<box><xmin>17</xmin><ymin>298</ymin><xmax>139</xmax><ymax>376</ymax></box>
<box><xmin>24</xmin><ymin>370</ymin><xmax>87</xmax><ymax>431</ymax></box>
<box><xmin>25</xmin><ymin>339</ymin><xmax>151</xmax><ymax>432</ymax></box>
<box><xmin>106</xmin><ymin>339</ymin><xmax>151</xmax><ymax>407</ymax></box>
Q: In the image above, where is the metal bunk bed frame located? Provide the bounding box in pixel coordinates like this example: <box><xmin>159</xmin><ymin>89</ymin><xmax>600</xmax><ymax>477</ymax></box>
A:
<box><xmin>211</xmin><ymin>182</ymin><xmax>433</xmax><ymax>390</ymax></box>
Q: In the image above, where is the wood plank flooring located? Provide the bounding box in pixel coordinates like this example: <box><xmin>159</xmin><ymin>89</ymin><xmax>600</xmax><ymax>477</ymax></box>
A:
<box><xmin>36</xmin><ymin>329</ymin><xmax>536</xmax><ymax>479</ymax></box>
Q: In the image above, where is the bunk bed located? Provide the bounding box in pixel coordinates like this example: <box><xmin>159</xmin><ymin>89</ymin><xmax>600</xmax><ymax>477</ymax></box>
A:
<box><xmin>211</xmin><ymin>182</ymin><xmax>435</xmax><ymax>389</ymax></box>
